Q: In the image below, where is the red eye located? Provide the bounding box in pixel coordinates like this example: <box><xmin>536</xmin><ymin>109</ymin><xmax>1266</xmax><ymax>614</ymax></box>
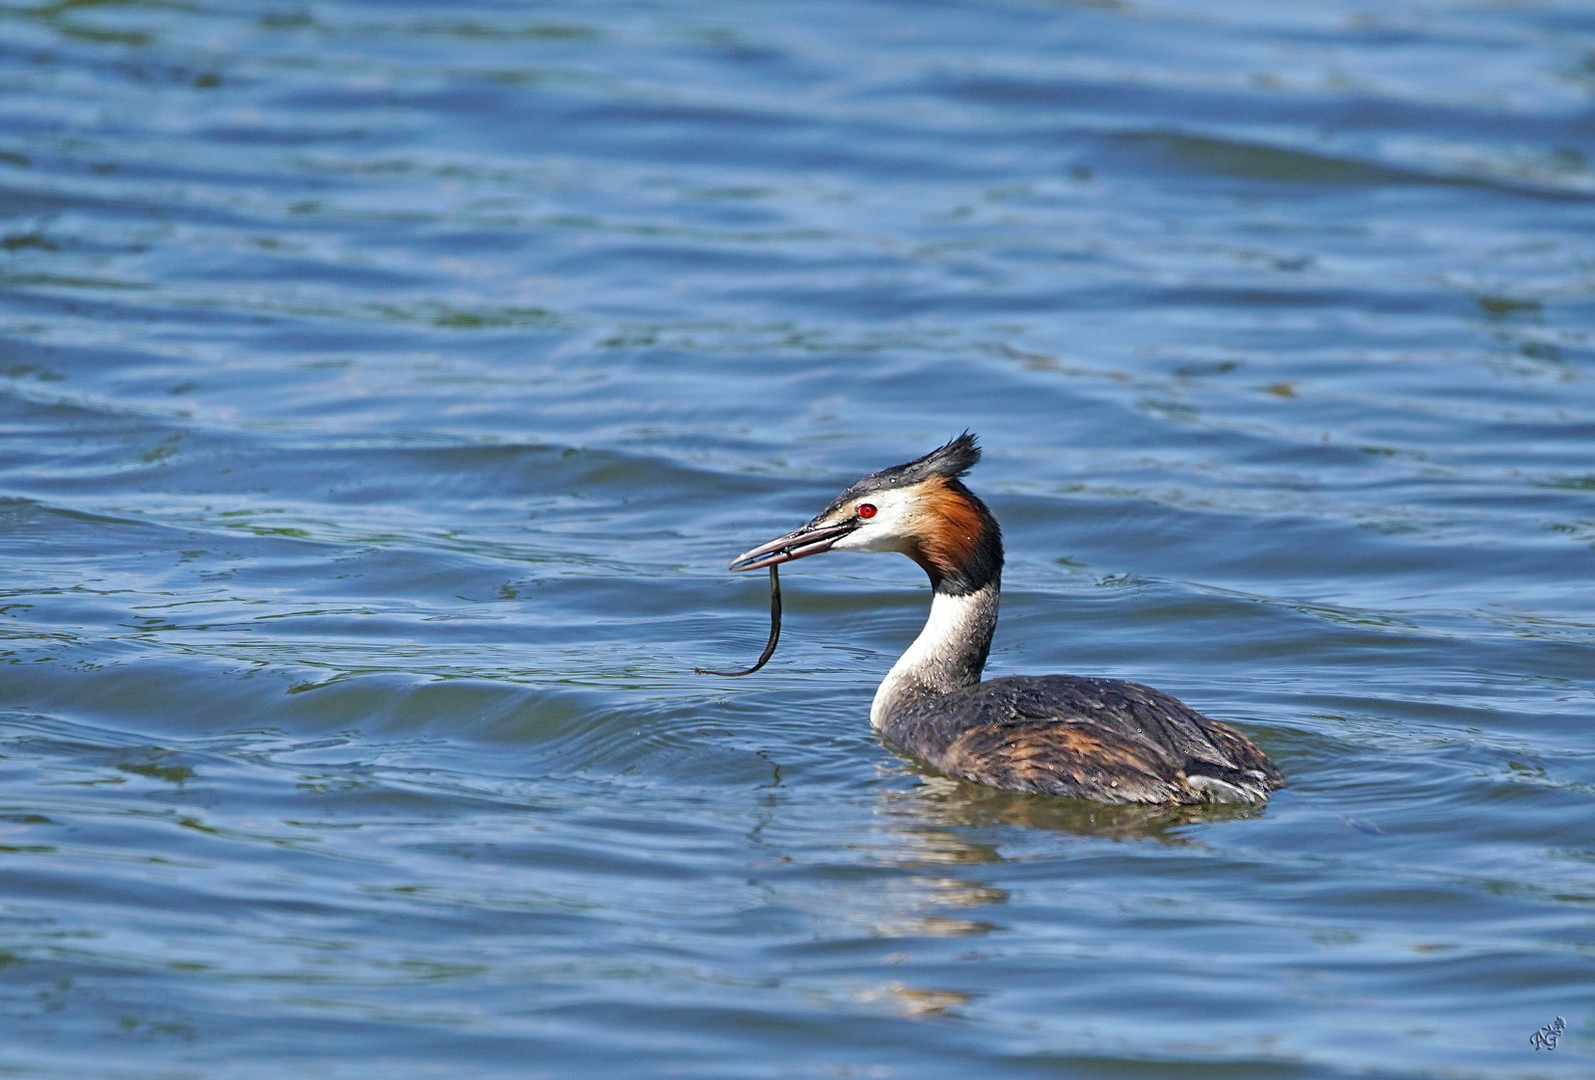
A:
<box><xmin>857</xmin><ymin>503</ymin><xmax>877</xmax><ymax>519</ymax></box>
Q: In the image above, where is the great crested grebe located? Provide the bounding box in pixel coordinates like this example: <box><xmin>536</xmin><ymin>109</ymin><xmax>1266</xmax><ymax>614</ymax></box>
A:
<box><xmin>727</xmin><ymin>434</ymin><xmax>1283</xmax><ymax>805</ymax></box>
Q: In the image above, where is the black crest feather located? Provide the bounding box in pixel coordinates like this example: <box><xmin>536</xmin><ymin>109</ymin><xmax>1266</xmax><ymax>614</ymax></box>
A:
<box><xmin>917</xmin><ymin>431</ymin><xmax>981</xmax><ymax>479</ymax></box>
<box><xmin>844</xmin><ymin>432</ymin><xmax>981</xmax><ymax>497</ymax></box>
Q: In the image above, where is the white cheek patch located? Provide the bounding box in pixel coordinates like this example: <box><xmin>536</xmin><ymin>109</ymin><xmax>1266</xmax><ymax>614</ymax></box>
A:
<box><xmin>833</xmin><ymin>529</ymin><xmax>900</xmax><ymax>553</ymax></box>
<box><xmin>830</xmin><ymin>492</ymin><xmax>918</xmax><ymax>553</ymax></box>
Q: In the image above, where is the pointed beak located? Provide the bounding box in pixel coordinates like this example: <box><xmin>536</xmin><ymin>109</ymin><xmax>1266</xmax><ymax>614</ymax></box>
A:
<box><xmin>728</xmin><ymin>518</ymin><xmax>857</xmax><ymax>572</ymax></box>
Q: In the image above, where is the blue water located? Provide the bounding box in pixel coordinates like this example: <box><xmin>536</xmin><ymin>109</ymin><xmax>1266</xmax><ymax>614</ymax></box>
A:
<box><xmin>1</xmin><ymin>1</ymin><xmax>1593</xmax><ymax>1076</ymax></box>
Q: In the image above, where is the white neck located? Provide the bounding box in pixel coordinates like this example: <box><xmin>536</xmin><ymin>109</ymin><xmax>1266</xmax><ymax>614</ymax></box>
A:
<box><xmin>870</xmin><ymin>582</ymin><xmax>999</xmax><ymax>730</ymax></box>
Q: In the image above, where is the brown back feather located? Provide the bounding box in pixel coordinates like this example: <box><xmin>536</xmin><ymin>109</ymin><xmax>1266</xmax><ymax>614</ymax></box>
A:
<box><xmin>936</xmin><ymin>720</ymin><xmax>1186</xmax><ymax>803</ymax></box>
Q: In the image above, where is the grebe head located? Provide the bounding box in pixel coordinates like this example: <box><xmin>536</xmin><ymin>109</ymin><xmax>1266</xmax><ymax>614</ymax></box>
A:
<box><xmin>729</xmin><ymin>433</ymin><xmax>1003</xmax><ymax>595</ymax></box>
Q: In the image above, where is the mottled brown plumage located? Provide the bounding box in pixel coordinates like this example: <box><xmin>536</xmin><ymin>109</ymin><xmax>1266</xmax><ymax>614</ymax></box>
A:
<box><xmin>886</xmin><ymin>675</ymin><xmax>1283</xmax><ymax>804</ymax></box>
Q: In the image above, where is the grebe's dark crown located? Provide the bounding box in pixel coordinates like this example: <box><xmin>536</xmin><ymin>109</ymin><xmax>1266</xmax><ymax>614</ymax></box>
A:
<box><xmin>838</xmin><ymin>432</ymin><xmax>980</xmax><ymax>502</ymax></box>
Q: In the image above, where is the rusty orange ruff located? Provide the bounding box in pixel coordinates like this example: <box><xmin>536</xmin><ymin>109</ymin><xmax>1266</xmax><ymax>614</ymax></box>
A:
<box><xmin>904</xmin><ymin>476</ymin><xmax>986</xmax><ymax>584</ymax></box>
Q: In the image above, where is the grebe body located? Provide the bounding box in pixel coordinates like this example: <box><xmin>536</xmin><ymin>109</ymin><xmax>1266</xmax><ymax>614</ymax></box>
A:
<box><xmin>728</xmin><ymin>434</ymin><xmax>1282</xmax><ymax>805</ymax></box>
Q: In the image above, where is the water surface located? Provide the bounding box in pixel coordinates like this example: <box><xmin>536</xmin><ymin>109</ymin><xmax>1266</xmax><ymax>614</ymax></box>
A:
<box><xmin>1</xmin><ymin>1</ymin><xmax>1593</xmax><ymax>1076</ymax></box>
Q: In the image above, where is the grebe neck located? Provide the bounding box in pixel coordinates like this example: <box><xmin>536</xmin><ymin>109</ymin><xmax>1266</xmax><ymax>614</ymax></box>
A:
<box><xmin>870</xmin><ymin>580</ymin><xmax>999</xmax><ymax>730</ymax></box>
